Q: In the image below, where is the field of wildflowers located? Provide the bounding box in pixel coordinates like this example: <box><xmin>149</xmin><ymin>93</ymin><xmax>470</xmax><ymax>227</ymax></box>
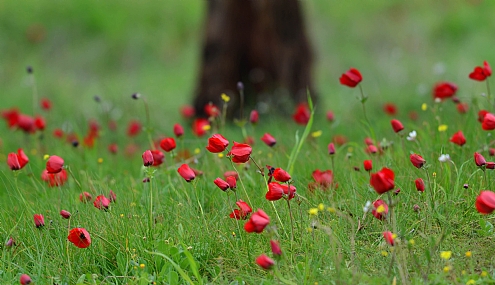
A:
<box><xmin>2</xmin><ymin>1</ymin><xmax>495</xmax><ymax>284</ymax></box>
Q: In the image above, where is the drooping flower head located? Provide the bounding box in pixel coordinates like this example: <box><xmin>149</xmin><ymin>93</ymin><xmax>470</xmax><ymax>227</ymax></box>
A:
<box><xmin>94</xmin><ymin>195</ymin><xmax>110</xmax><ymax>210</ymax></box>
<box><xmin>33</xmin><ymin>214</ymin><xmax>44</xmax><ymax>228</ymax></box>
<box><xmin>206</xmin><ymin>134</ymin><xmax>229</xmax><ymax>153</ymax></box>
<box><xmin>410</xmin><ymin>154</ymin><xmax>426</xmax><ymax>168</ymax></box>
<box><xmin>474</xmin><ymin>152</ymin><xmax>486</xmax><ymax>167</ymax></box>
<box><xmin>142</xmin><ymin>150</ymin><xmax>154</xmax><ymax>167</ymax></box>
<box><xmin>244</xmin><ymin>209</ymin><xmax>270</xmax><ymax>233</ymax></box>
<box><xmin>261</xmin><ymin>133</ymin><xmax>277</xmax><ymax>147</ymax></box>
<box><xmin>255</xmin><ymin>254</ymin><xmax>275</xmax><ymax>270</ymax></box>
<box><xmin>178</xmin><ymin>164</ymin><xmax>196</xmax><ymax>182</ymax></box>
<box><xmin>415</xmin><ymin>178</ymin><xmax>425</xmax><ymax>192</ymax></box>
<box><xmin>391</xmin><ymin>119</ymin><xmax>404</xmax><ymax>133</ymax></box>
<box><xmin>228</xmin><ymin>142</ymin><xmax>252</xmax><ymax>163</ymax></box>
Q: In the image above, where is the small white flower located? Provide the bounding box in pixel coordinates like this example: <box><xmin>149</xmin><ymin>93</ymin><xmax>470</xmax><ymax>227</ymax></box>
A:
<box><xmin>438</xmin><ymin>154</ymin><xmax>451</xmax><ymax>163</ymax></box>
<box><xmin>363</xmin><ymin>200</ymin><xmax>372</xmax><ymax>213</ymax></box>
<box><xmin>407</xmin><ymin>130</ymin><xmax>417</xmax><ymax>141</ymax></box>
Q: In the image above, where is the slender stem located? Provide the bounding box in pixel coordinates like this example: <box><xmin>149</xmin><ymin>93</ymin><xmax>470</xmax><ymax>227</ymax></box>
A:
<box><xmin>486</xmin><ymin>79</ymin><xmax>492</xmax><ymax>109</ymax></box>
<box><xmin>239</xmin><ymin>88</ymin><xmax>244</xmax><ymax>120</ymax></box>
<box><xmin>358</xmin><ymin>84</ymin><xmax>375</xmax><ymax>142</ymax></box>
<box><xmin>30</xmin><ymin>72</ymin><xmax>38</xmax><ymax>115</ymax></box>
<box><xmin>286</xmin><ymin>198</ymin><xmax>294</xmax><ymax>244</ymax></box>
<box><xmin>149</xmin><ymin>173</ymin><xmax>153</xmax><ymax>235</ymax></box>
<box><xmin>142</xmin><ymin>97</ymin><xmax>155</xmax><ymax>150</ymax></box>
<box><xmin>67</xmin><ymin>166</ymin><xmax>83</xmax><ymax>190</ymax></box>
<box><xmin>249</xmin><ymin>156</ymin><xmax>264</xmax><ymax>176</ymax></box>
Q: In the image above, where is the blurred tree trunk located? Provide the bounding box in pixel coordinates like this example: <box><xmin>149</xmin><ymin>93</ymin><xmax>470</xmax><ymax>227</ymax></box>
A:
<box><xmin>193</xmin><ymin>0</ymin><xmax>315</xmax><ymax>118</ymax></box>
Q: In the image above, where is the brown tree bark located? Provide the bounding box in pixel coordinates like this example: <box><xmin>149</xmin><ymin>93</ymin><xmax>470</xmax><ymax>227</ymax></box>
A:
<box><xmin>193</xmin><ymin>0</ymin><xmax>316</xmax><ymax>118</ymax></box>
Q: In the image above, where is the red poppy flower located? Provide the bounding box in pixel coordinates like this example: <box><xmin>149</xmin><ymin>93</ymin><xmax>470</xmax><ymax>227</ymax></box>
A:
<box><xmin>206</xmin><ymin>134</ymin><xmax>229</xmax><ymax>153</ymax></box>
<box><xmin>270</xmin><ymin>240</ymin><xmax>282</xmax><ymax>256</ymax></box>
<box><xmin>192</xmin><ymin>118</ymin><xmax>210</xmax><ymax>137</ymax></box>
<box><xmin>415</xmin><ymin>178</ymin><xmax>425</xmax><ymax>192</ymax></box>
<box><xmin>33</xmin><ymin>214</ymin><xmax>44</xmax><ymax>228</ymax></box>
<box><xmin>160</xmin><ymin>138</ymin><xmax>176</xmax><ymax>152</ymax></box>
<box><xmin>226</xmin><ymin>176</ymin><xmax>237</xmax><ymax>189</ymax></box>
<box><xmin>40</xmin><ymin>98</ymin><xmax>52</xmax><ymax>110</ymax></box>
<box><xmin>365</xmin><ymin>144</ymin><xmax>378</xmax><ymax>155</ymax></box>
<box><xmin>364</xmin><ymin>137</ymin><xmax>374</xmax><ymax>146</ymax></box>
<box><xmin>173</xmin><ymin>123</ymin><xmax>184</xmax><ymax>137</ymax></box>
<box><xmin>17</xmin><ymin>114</ymin><xmax>36</xmax><ymax>133</ymax></box>
<box><xmin>228</xmin><ymin>142</ymin><xmax>252</xmax><ymax>163</ymax></box>
<box><xmin>482</xmin><ymin>113</ymin><xmax>495</xmax><ymax>130</ymax></box>
<box><xmin>178</xmin><ymin>164</ymin><xmax>195</xmax><ymax>182</ymax></box>
<box><xmin>476</xmin><ymin>191</ymin><xmax>495</xmax><ymax>214</ymax></box>
<box><xmin>1</xmin><ymin>108</ymin><xmax>19</xmax><ymax>128</ymax></box>
<box><xmin>312</xmin><ymin>169</ymin><xmax>334</xmax><ymax>189</ymax></box>
<box><xmin>46</xmin><ymin>155</ymin><xmax>64</xmax><ymax>173</ymax></box>
<box><xmin>224</xmin><ymin>171</ymin><xmax>239</xmax><ymax>180</ymax></box>
<box><xmin>214</xmin><ymin>178</ymin><xmax>230</xmax><ymax>191</ymax></box>
<box><xmin>371</xmin><ymin>199</ymin><xmax>388</xmax><ymax>220</ymax></box>
<box><xmin>383</xmin><ymin>231</ymin><xmax>395</xmax><ymax>246</ymax></box>
<box><xmin>229</xmin><ymin>199</ymin><xmax>252</xmax><ymax>220</ymax></box>
<box><xmin>108</xmin><ymin>143</ymin><xmax>118</xmax><ymax>154</ymax></box>
<box><xmin>250</xmin><ymin>110</ymin><xmax>259</xmax><ymax>124</ymax></box>
<box><xmin>478</xmin><ymin>110</ymin><xmax>489</xmax><ymax>123</ymax></box>
<box><xmin>433</xmin><ymin>81</ymin><xmax>458</xmax><ymax>100</ymax></box>
<box><xmin>41</xmin><ymin>169</ymin><xmax>68</xmax><ymax>187</ymax></box>
<box><xmin>450</xmin><ymin>131</ymin><xmax>466</xmax><ymax>146</ymax></box>
<box><xmin>20</xmin><ymin>274</ymin><xmax>32</xmax><ymax>285</ymax></box>
<box><xmin>60</xmin><ymin>210</ymin><xmax>71</xmax><ymax>219</ymax></box>
<box><xmin>204</xmin><ymin>103</ymin><xmax>220</xmax><ymax>118</ymax></box>
<box><xmin>79</xmin><ymin>191</ymin><xmax>92</xmax><ymax>203</ymax></box>
<box><xmin>383</xmin><ymin>103</ymin><xmax>397</xmax><ymax>115</ymax></box>
<box><xmin>68</xmin><ymin>227</ymin><xmax>91</xmax><ymax>248</ymax></box>
<box><xmin>487</xmin><ymin>162</ymin><xmax>495</xmax><ymax>169</ymax></box>
<box><xmin>326</xmin><ymin>110</ymin><xmax>335</xmax><ymax>122</ymax></box>
<box><xmin>127</xmin><ymin>120</ymin><xmax>142</xmax><ymax>137</ymax></box>
<box><xmin>142</xmin><ymin>150</ymin><xmax>154</xmax><ymax>167</ymax></box>
<box><xmin>150</xmin><ymin>150</ymin><xmax>164</xmax><ymax>166</ymax></box>
<box><xmin>273</xmin><ymin>168</ymin><xmax>291</xmax><ymax>182</ymax></box>
<box><xmin>391</xmin><ymin>119</ymin><xmax>404</xmax><ymax>133</ymax></box>
<box><xmin>490</xmin><ymin>148</ymin><xmax>495</xmax><ymax>156</ymax></box>
<box><xmin>261</xmin><ymin>133</ymin><xmax>276</xmax><ymax>147</ymax></box>
<box><xmin>410</xmin><ymin>154</ymin><xmax>426</xmax><ymax>168</ymax></box>
<box><xmin>181</xmin><ymin>105</ymin><xmax>195</xmax><ymax>118</ymax></box>
<box><xmin>370</xmin><ymin>167</ymin><xmax>395</xmax><ymax>194</ymax></box>
<box><xmin>328</xmin><ymin>143</ymin><xmax>335</xmax><ymax>155</ymax></box>
<box><xmin>474</xmin><ymin>152</ymin><xmax>486</xmax><ymax>167</ymax></box>
<box><xmin>244</xmin><ymin>209</ymin><xmax>270</xmax><ymax>233</ymax></box>
<box><xmin>469</xmin><ymin>61</ymin><xmax>492</xmax><ymax>81</ymax></box>
<box><xmin>339</xmin><ymin>68</ymin><xmax>362</xmax><ymax>88</ymax></box>
<box><xmin>34</xmin><ymin>115</ymin><xmax>45</xmax><ymax>130</ymax></box>
<box><xmin>266</xmin><ymin>182</ymin><xmax>296</xmax><ymax>201</ymax></box>
<box><xmin>363</xmin><ymin>160</ymin><xmax>372</xmax><ymax>172</ymax></box>
<box><xmin>292</xmin><ymin>103</ymin><xmax>310</xmax><ymax>125</ymax></box>
<box><xmin>256</xmin><ymin>254</ymin><xmax>275</xmax><ymax>270</ymax></box>
<box><xmin>456</xmin><ymin>102</ymin><xmax>468</xmax><ymax>114</ymax></box>
<box><xmin>94</xmin><ymin>195</ymin><xmax>110</xmax><ymax>210</ymax></box>
<box><xmin>7</xmin><ymin>149</ymin><xmax>29</xmax><ymax>170</ymax></box>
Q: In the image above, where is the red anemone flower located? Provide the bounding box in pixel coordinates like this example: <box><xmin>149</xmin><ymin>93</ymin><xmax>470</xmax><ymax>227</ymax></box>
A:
<box><xmin>266</xmin><ymin>182</ymin><xmax>296</xmax><ymax>201</ymax></box>
<box><xmin>33</xmin><ymin>214</ymin><xmax>44</xmax><ymax>228</ymax></box>
<box><xmin>46</xmin><ymin>155</ymin><xmax>64</xmax><ymax>173</ymax></box>
<box><xmin>456</xmin><ymin>102</ymin><xmax>468</xmax><ymax>114</ymax></box>
<box><xmin>476</xmin><ymin>191</ymin><xmax>495</xmax><ymax>214</ymax></box>
<box><xmin>292</xmin><ymin>103</ymin><xmax>310</xmax><ymax>125</ymax></box>
<box><xmin>370</xmin><ymin>167</ymin><xmax>395</xmax><ymax>194</ymax></box>
<box><xmin>390</xmin><ymin>119</ymin><xmax>404</xmax><ymax>133</ymax></box>
<box><xmin>214</xmin><ymin>178</ymin><xmax>230</xmax><ymax>191</ymax></box>
<box><xmin>383</xmin><ymin>231</ymin><xmax>395</xmax><ymax>246</ymax></box>
<box><xmin>206</xmin><ymin>134</ymin><xmax>229</xmax><ymax>153</ymax></box>
<box><xmin>109</xmin><ymin>190</ymin><xmax>117</xmax><ymax>202</ymax></box>
<box><xmin>41</xmin><ymin>98</ymin><xmax>52</xmax><ymax>110</ymax></box>
<box><xmin>34</xmin><ymin>115</ymin><xmax>45</xmax><ymax>130</ymax></box>
<box><xmin>469</xmin><ymin>61</ymin><xmax>492</xmax><ymax>81</ymax></box>
<box><xmin>261</xmin><ymin>133</ymin><xmax>276</xmax><ymax>147</ymax></box>
<box><xmin>326</xmin><ymin>110</ymin><xmax>335</xmax><ymax>122</ymax></box>
<box><xmin>273</xmin><ymin>168</ymin><xmax>291</xmax><ymax>182</ymax></box>
<box><xmin>312</xmin><ymin>169</ymin><xmax>334</xmax><ymax>189</ymax></box>
<box><xmin>228</xmin><ymin>142</ymin><xmax>252</xmax><ymax>163</ymax></box>
<box><xmin>363</xmin><ymin>160</ymin><xmax>373</xmax><ymax>172</ymax></box>
<box><xmin>192</xmin><ymin>118</ymin><xmax>210</xmax><ymax>137</ymax></box>
<box><xmin>68</xmin><ymin>227</ymin><xmax>91</xmax><ymax>248</ymax></box>
<box><xmin>20</xmin><ymin>274</ymin><xmax>32</xmax><ymax>284</ymax></box>
<box><xmin>415</xmin><ymin>178</ymin><xmax>425</xmax><ymax>192</ymax></box>
<box><xmin>142</xmin><ymin>150</ymin><xmax>154</xmax><ymax>167</ymax></box>
<box><xmin>339</xmin><ymin>68</ymin><xmax>362</xmax><ymax>88</ymax></box>
<box><xmin>41</xmin><ymin>169</ymin><xmax>68</xmax><ymax>187</ymax></box>
<box><xmin>410</xmin><ymin>154</ymin><xmax>426</xmax><ymax>168</ymax></box>
<box><xmin>256</xmin><ymin>254</ymin><xmax>275</xmax><ymax>270</ymax></box>
<box><xmin>151</xmin><ymin>150</ymin><xmax>164</xmax><ymax>166</ymax></box>
<box><xmin>79</xmin><ymin>191</ymin><xmax>93</xmax><ymax>203</ymax></box>
<box><xmin>433</xmin><ymin>81</ymin><xmax>458</xmax><ymax>100</ymax></box>
<box><xmin>181</xmin><ymin>105</ymin><xmax>195</xmax><ymax>118</ymax></box>
<box><xmin>371</xmin><ymin>199</ymin><xmax>388</xmax><ymax>220</ymax></box>
<box><xmin>60</xmin><ymin>210</ymin><xmax>71</xmax><ymax>219</ymax></box>
<box><xmin>250</xmin><ymin>110</ymin><xmax>259</xmax><ymax>124</ymax></box>
<box><xmin>450</xmin><ymin>131</ymin><xmax>466</xmax><ymax>146</ymax></box>
<box><xmin>270</xmin><ymin>240</ymin><xmax>282</xmax><ymax>256</ymax></box>
<box><xmin>178</xmin><ymin>164</ymin><xmax>195</xmax><ymax>182</ymax></box>
<box><xmin>7</xmin><ymin>148</ymin><xmax>29</xmax><ymax>170</ymax></box>
<box><xmin>94</xmin><ymin>195</ymin><xmax>110</xmax><ymax>210</ymax></box>
<box><xmin>244</xmin><ymin>209</ymin><xmax>270</xmax><ymax>233</ymax></box>
<box><xmin>127</xmin><ymin>120</ymin><xmax>142</xmax><ymax>137</ymax></box>
<box><xmin>224</xmin><ymin>171</ymin><xmax>239</xmax><ymax>180</ymax></box>
<box><xmin>328</xmin><ymin>143</ymin><xmax>335</xmax><ymax>155</ymax></box>
<box><xmin>204</xmin><ymin>103</ymin><xmax>220</xmax><ymax>118</ymax></box>
<box><xmin>160</xmin><ymin>138</ymin><xmax>176</xmax><ymax>152</ymax></box>
<box><xmin>173</xmin><ymin>123</ymin><xmax>184</xmax><ymax>137</ymax></box>
<box><xmin>383</xmin><ymin>103</ymin><xmax>397</xmax><ymax>115</ymax></box>
<box><xmin>108</xmin><ymin>143</ymin><xmax>118</xmax><ymax>154</ymax></box>
<box><xmin>478</xmin><ymin>110</ymin><xmax>489</xmax><ymax>123</ymax></box>
<box><xmin>229</xmin><ymin>199</ymin><xmax>252</xmax><ymax>220</ymax></box>
<box><xmin>474</xmin><ymin>152</ymin><xmax>486</xmax><ymax>167</ymax></box>
<box><xmin>482</xmin><ymin>113</ymin><xmax>495</xmax><ymax>130</ymax></box>
<box><xmin>226</xmin><ymin>176</ymin><xmax>237</xmax><ymax>189</ymax></box>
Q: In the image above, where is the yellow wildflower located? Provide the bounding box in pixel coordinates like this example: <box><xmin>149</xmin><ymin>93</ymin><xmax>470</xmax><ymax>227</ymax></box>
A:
<box><xmin>466</xmin><ymin>280</ymin><xmax>475</xmax><ymax>285</ymax></box>
<box><xmin>440</xmin><ymin>251</ymin><xmax>452</xmax><ymax>260</ymax></box>
<box><xmin>218</xmin><ymin>153</ymin><xmax>224</xmax><ymax>158</ymax></box>
<box><xmin>318</xmin><ymin>203</ymin><xmax>325</xmax><ymax>211</ymax></box>
<box><xmin>43</xmin><ymin>154</ymin><xmax>50</xmax><ymax>160</ymax></box>
<box><xmin>421</xmin><ymin>103</ymin><xmax>427</xmax><ymax>111</ymax></box>
<box><xmin>311</xmin><ymin>130</ymin><xmax>322</xmax><ymax>138</ymax></box>
<box><xmin>139</xmin><ymin>263</ymin><xmax>145</xmax><ymax>269</ymax></box>
<box><xmin>221</xmin><ymin>93</ymin><xmax>230</xmax><ymax>102</ymax></box>
<box><xmin>381</xmin><ymin>251</ymin><xmax>388</xmax><ymax>257</ymax></box>
<box><xmin>409</xmin><ymin>239</ymin><xmax>415</xmax><ymax>246</ymax></box>
<box><xmin>465</xmin><ymin>251</ymin><xmax>472</xmax><ymax>258</ymax></box>
<box><xmin>308</xmin><ymin>208</ymin><xmax>318</xmax><ymax>215</ymax></box>
<box><xmin>327</xmin><ymin>207</ymin><xmax>336</xmax><ymax>213</ymax></box>
<box><xmin>481</xmin><ymin>271</ymin><xmax>488</xmax><ymax>277</ymax></box>
<box><xmin>202</xmin><ymin>124</ymin><xmax>211</xmax><ymax>131</ymax></box>
<box><xmin>443</xmin><ymin>266</ymin><xmax>451</xmax><ymax>273</ymax></box>
<box><xmin>194</xmin><ymin>148</ymin><xmax>200</xmax><ymax>154</ymax></box>
<box><xmin>438</xmin><ymin>124</ymin><xmax>448</xmax><ymax>132</ymax></box>
<box><xmin>97</xmin><ymin>158</ymin><xmax>103</xmax><ymax>164</ymax></box>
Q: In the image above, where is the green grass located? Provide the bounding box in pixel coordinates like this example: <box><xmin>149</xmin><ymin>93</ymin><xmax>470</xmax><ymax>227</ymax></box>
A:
<box><xmin>2</xmin><ymin>1</ymin><xmax>495</xmax><ymax>284</ymax></box>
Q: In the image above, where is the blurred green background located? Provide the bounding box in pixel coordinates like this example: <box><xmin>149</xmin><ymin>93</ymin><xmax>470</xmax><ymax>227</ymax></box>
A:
<box><xmin>1</xmin><ymin>0</ymin><xmax>494</xmax><ymax>123</ymax></box>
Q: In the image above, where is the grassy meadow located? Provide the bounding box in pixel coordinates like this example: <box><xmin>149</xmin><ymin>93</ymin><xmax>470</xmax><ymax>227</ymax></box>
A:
<box><xmin>2</xmin><ymin>0</ymin><xmax>495</xmax><ymax>284</ymax></box>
